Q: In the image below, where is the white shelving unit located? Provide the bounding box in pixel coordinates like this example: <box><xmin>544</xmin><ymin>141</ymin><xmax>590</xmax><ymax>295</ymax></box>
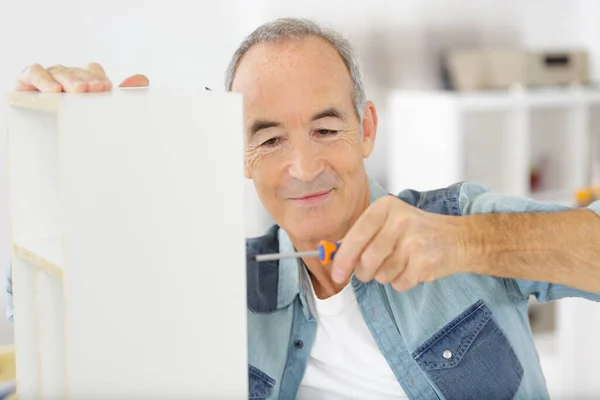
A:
<box><xmin>387</xmin><ymin>87</ymin><xmax>600</xmax><ymax>398</ymax></box>
<box><xmin>6</xmin><ymin>89</ymin><xmax>248</xmax><ymax>399</ymax></box>
<box><xmin>387</xmin><ymin>87</ymin><xmax>600</xmax><ymax>205</ymax></box>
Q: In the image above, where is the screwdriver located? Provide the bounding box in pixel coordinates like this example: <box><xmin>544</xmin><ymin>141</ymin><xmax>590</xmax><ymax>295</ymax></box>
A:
<box><xmin>247</xmin><ymin>240</ymin><xmax>341</xmax><ymax>265</ymax></box>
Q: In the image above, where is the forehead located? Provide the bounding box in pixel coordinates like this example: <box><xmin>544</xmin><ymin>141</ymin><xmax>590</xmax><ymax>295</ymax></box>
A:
<box><xmin>231</xmin><ymin>36</ymin><xmax>355</xmax><ymax>121</ymax></box>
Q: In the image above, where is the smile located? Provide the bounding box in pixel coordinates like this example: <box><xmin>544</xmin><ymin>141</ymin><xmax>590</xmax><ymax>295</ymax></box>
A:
<box><xmin>289</xmin><ymin>189</ymin><xmax>333</xmax><ymax>206</ymax></box>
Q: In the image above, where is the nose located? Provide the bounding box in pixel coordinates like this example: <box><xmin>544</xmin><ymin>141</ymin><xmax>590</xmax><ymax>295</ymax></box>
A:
<box><xmin>287</xmin><ymin>139</ymin><xmax>325</xmax><ymax>182</ymax></box>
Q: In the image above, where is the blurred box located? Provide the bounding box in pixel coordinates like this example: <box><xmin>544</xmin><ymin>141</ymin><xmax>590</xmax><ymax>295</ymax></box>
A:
<box><xmin>445</xmin><ymin>49</ymin><xmax>589</xmax><ymax>91</ymax></box>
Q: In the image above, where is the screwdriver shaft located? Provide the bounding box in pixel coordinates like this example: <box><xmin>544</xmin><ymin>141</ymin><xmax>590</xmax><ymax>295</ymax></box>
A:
<box><xmin>249</xmin><ymin>250</ymin><xmax>320</xmax><ymax>262</ymax></box>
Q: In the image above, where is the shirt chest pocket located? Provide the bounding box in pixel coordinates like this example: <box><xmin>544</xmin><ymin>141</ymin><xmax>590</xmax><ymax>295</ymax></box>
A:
<box><xmin>248</xmin><ymin>365</ymin><xmax>275</xmax><ymax>399</ymax></box>
<box><xmin>412</xmin><ymin>300</ymin><xmax>524</xmax><ymax>400</ymax></box>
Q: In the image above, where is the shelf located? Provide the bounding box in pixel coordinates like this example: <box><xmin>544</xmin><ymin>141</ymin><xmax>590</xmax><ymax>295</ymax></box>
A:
<box><xmin>12</xmin><ymin>238</ymin><xmax>63</xmax><ymax>278</ymax></box>
<box><xmin>391</xmin><ymin>87</ymin><xmax>600</xmax><ymax>112</ymax></box>
<box><xmin>529</xmin><ymin>190</ymin><xmax>575</xmax><ymax>207</ymax></box>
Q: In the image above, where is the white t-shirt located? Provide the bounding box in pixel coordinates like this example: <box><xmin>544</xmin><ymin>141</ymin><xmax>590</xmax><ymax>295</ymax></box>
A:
<box><xmin>296</xmin><ymin>272</ymin><xmax>409</xmax><ymax>400</ymax></box>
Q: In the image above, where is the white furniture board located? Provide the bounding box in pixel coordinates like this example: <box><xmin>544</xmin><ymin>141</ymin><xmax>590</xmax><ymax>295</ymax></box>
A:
<box><xmin>10</xmin><ymin>256</ymin><xmax>40</xmax><ymax>399</ymax></box>
<box><xmin>36</xmin><ymin>268</ymin><xmax>66</xmax><ymax>399</ymax></box>
<box><xmin>7</xmin><ymin>107</ymin><xmax>61</xmax><ymax>250</ymax></box>
<box><xmin>7</xmin><ymin>89</ymin><xmax>248</xmax><ymax>399</ymax></box>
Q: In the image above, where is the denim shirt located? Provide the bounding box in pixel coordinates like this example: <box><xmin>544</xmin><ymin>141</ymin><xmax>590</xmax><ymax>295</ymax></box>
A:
<box><xmin>244</xmin><ymin>179</ymin><xmax>600</xmax><ymax>400</ymax></box>
<box><xmin>6</xmin><ymin>179</ymin><xmax>600</xmax><ymax>399</ymax></box>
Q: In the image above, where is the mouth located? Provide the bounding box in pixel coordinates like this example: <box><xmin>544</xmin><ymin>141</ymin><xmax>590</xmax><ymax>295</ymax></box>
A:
<box><xmin>289</xmin><ymin>189</ymin><xmax>333</xmax><ymax>206</ymax></box>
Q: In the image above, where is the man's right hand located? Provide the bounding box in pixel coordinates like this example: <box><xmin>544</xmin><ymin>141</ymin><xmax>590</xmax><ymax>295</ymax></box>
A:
<box><xmin>14</xmin><ymin>63</ymin><xmax>149</xmax><ymax>93</ymax></box>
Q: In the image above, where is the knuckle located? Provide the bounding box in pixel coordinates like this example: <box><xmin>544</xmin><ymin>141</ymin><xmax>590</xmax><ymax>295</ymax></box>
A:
<box><xmin>374</xmin><ymin>262</ymin><xmax>397</xmax><ymax>284</ymax></box>
<box><xmin>359</xmin><ymin>250</ymin><xmax>380</xmax><ymax>272</ymax></box>
<box><xmin>86</xmin><ymin>61</ymin><xmax>102</xmax><ymax>69</ymax></box>
<box><xmin>391</xmin><ymin>278</ymin><xmax>407</xmax><ymax>291</ymax></box>
<box><xmin>47</xmin><ymin>64</ymin><xmax>66</xmax><ymax>72</ymax></box>
<box><xmin>379</xmin><ymin>196</ymin><xmax>395</xmax><ymax>207</ymax></box>
<box><xmin>402</xmin><ymin>238</ymin><xmax>420</xmax><ymax>254</ymax></box>
<box><xmin>21</xmin><ymin>64</ymin><xmax>39</xmax><ymax>77</ymax></box>
<box><xmin>390</xmin><ymin>213</ymin><xmax>407</xmax><ymax>230</ymax></box>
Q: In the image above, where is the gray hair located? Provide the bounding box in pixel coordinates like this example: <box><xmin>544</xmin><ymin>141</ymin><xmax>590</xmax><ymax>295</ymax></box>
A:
<box><xmin>225</xmin><ymin>18</ymin><xmax>367</xmax><ymax>123</ymax></box>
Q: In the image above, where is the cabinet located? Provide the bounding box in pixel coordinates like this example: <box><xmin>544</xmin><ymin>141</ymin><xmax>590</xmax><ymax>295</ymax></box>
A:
<box><xmin>387</xmin><ymin>88</ymin><xmax>600</xmax><ymax>205</ymax></box>
<box><xmin>7</xmin><ymin>89</ymin><xmax>248</xmax><ymax>399</ymax></box>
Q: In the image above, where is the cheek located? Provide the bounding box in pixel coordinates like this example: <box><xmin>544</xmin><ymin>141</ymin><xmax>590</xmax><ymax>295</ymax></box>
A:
<box><xmin>325</xmin><ymin>135</ymin><xmax>364</xmax><ymax>173</ymax></box>
<box><xmin>246</xmin><ymin>150</ymin><xmax>285</xmax><ymax>191</ymax></box>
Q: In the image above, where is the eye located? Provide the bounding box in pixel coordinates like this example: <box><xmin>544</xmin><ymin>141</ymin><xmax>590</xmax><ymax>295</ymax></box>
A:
<box><xmin>315</xmin><ymin>129</ymin><xmax>339</xmax><ymax>137</ymax></box>
<box><xmin>260</xmin><ymin>137</ymin><xmax>282</xmax><ymax>148</ymax></box>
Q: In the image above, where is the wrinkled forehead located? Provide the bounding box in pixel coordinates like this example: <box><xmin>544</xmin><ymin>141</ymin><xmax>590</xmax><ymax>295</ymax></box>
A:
<box><xmin>230</xmin><ymin>37</ymin><xmax>355</xmax><ymax>125</ymax></box>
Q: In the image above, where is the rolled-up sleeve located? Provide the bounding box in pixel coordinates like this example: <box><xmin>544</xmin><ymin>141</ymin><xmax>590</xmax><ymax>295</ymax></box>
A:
<box><xmin>458</xmin><ymin>181</ymin><xmax>600</xmax><ymax>303</ymax></box>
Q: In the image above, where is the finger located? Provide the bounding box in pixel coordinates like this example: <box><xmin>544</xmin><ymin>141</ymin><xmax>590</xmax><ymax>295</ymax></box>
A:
<box><xmin>48</xmin><ymin>65</ymin><xmax>88</xmax><ymax>93</ymax></box>
<box><xmin>16</xmin><ymin>64</ymin><xmax>62</xmax><ymax>92</ymax></box>
<box><xmin>85</xmin><ymin>62</ymin><xmax>109</xmax><ymax>80</ymax></box>
<box><xmin>374</xmin><ymin>250</ymin><xmax>407</xmax><ymax>285</ymax></box>
<box><xmin>85</xmin><ymin>63</ymin><xmax>113</xmax><ymax>91</ymax></box>
<box><xmin>391</xmin><ymin>259</ymin><xmax>420</xmax><ymax>292</ymax></box>
<box><xmin>71</xmin><ymin>68</ymin><xmax>109</xmax><ymax>92</ymax></box>
<box><xmin>354</xmin><ymin>216</ymin><xmax>401</xmax><ymax>282</ymax></box>
<box><xmin>13</xmin><ymin>81</ymin><xmax>37</xmax><ymax>91</ymax></box>
<box><xmin>119</xmin><ymin>74</ymin><xmax>149</xmax><ymax>88</ymax></box>
<box><xmin>331</xmin><ymin>198</ymin><xmax>391</xmax><ymax>284</ymax></box>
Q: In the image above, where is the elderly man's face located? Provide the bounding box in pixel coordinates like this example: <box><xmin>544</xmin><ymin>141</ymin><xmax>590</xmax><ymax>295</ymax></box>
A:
<box><xmin>232</xmin><ymin>36</ymin><xmax>377</xmax><ymax>243</ymax></box>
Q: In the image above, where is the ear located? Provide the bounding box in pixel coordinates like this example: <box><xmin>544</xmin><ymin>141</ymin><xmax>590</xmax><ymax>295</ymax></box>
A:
<box><xmin>360</xmin><ymin>101</ymin><xmax>378</xmax><ymax>158</ymax></box>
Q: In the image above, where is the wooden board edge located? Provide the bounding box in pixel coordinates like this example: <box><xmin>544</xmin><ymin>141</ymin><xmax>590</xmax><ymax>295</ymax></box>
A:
<box><xmin>12</xmin><ymin>244</ymin><xmax>63</xmax><ymax>279</ymax></box>
<box><xmin>7</xmin><ymin>92</ymin><xmax>60</xmax><ymax>114</ymax></box>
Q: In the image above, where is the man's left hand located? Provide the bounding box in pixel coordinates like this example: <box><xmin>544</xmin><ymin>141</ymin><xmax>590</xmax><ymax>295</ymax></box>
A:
<box><xmin>331</xmin><ymin>196</ymin><xmax>468</xmax><ymax>291</ymax></box>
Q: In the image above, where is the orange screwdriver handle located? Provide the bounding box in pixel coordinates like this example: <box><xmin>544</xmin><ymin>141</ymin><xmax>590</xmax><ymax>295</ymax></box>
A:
<box><xmin>318</xmin><ymin>240</ymin><xmax>340</xmax><ymax>264</ymax></box>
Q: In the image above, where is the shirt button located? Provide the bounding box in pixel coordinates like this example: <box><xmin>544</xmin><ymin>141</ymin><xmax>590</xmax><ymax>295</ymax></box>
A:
<box><xmin>442</xmin><ymin>349</ymin><xmax>453</xmax><ymax>360</ymax></box>
<box><xmin>294</xmin><ymin>340</ymin><xmax>304</xmax><ymax>349</ymax></box>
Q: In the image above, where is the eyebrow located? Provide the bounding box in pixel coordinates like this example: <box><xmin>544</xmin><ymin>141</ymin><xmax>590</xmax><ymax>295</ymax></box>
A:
<box><xmin>311</xmin><ymin>107</ymin><xmax>346</xmax><ymax>122</ymax></box>
<box><xmin>250</xmin><ymin>120</ymin><xmax>281</xmax><ymax>136</ymax></box>
<box><xmin>249</xmin><ymin>107</ymin><xmax>346</xmax><ymax>136</ymax></box>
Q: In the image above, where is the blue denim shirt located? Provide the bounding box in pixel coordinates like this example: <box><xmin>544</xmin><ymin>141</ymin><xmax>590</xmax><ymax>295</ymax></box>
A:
<box><xmin>6</xmin><ymin>179</ymin><xmax>600</xmax><ymax>399</ymax></box>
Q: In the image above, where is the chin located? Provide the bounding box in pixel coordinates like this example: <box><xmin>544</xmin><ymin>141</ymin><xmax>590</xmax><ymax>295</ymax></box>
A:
<box><xmin>284</xmin><ymin>213</ymin><xmax>341</xmax><ymax>242</ymax></box>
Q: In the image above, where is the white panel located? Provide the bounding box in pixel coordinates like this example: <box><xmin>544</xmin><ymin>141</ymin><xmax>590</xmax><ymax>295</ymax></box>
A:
<box><xmin>36</xmin><ymin>268</ymin><xmax>67</xmax><ymax>399</ymax></box>
<box><xmin>58</xmin><ymin>89</ymin><xmax>247</xmax><ymax>399</ymax></box>
<box><xmin>463</xmin><ymin>110</ymin><xmax>518</xmax><ymax>192</ymax></box>
<box><xmin>556</xmin><ymin>298</ymin><xmax>600</xmax><ymax>398</ymax></box>
<box><xmin>11</xmin><ymin>256</ymin><xmax>41</xmax><ymax>399</ymax></box>
<box><xmin>502</xmin><ymin>106</ymin><xmax>530</xmax><ymax>197</ymax></box>
<box><xmin>565</xmin><ymin>103</ymin><xmax>590</xmax><ymax>190</ymax></box>
<box><xmin>7</xmin><ymin>107</ymin><xmax>61</xmax><ymax>244</ymax></box>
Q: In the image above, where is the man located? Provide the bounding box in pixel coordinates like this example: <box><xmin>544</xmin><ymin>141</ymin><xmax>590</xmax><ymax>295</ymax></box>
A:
<box><xmin>7</xmin><ymin>17</ymin><xmax>600</xmax><ymax>399</ymax></box>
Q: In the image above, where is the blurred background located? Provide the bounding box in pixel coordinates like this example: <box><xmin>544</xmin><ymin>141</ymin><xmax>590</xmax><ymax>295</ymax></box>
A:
<box><xmin>1</xmin><ymin>0</ymin><xmax>600</xmax><ymax>398</ymax></box>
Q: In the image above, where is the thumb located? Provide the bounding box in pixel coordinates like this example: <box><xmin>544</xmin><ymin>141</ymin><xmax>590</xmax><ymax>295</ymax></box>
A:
<box><xmin>119</xmin><ymin>74</ymin><xmax>150</xmax><ymax>88</ymax></box>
